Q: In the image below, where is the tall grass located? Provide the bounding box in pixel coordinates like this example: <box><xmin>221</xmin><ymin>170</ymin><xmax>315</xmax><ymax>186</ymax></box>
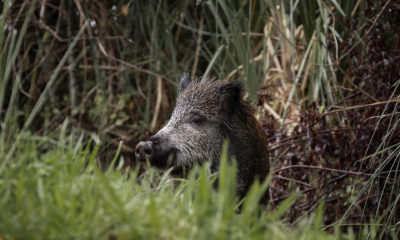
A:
<box><xmin>0</xmin><ymin>131</ymin><xmax>373</xmax><ymax>239</ymax></box>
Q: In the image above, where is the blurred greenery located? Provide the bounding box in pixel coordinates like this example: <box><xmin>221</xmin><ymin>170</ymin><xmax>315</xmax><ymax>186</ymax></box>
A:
<box><xmin>0</xmin><ymin>132</ymin><xmax>374</xmax><ymax>239</ymax></box>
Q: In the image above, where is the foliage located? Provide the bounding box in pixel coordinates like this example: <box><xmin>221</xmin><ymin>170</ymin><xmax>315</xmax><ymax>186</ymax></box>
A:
<box><xmin>0</xmin><ymin>132</ymin><xmax>373</xmax><ymax>239</ymax></box>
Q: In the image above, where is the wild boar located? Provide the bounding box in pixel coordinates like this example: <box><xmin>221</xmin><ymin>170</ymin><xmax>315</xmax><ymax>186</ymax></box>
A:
<box><xmin>135</xmin><ymin>73</ymin><xmax>269</xmax><ymax>200</ymax></box>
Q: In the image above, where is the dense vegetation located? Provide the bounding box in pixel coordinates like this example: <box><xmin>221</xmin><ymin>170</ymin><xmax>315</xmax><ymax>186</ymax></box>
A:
<box><xmin>0</xmin><ymin>0</ymin><xmax>399</xmax><ymax>239</ymax></box>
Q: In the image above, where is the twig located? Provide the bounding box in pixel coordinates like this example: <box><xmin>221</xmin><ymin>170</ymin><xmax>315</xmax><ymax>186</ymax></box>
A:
<box><xmin>274</xmin><ymin>164</ymin><xmax>370</xmax><ymax>176</ymax></box>
<box><xmin>95</xmin><ymin>40</ymin><xmax>174</xmax><ymax>85</ymax></box>
<box><xmin>225</xmin><ymin>54</ymin><xmax>263</xmax><ymax>81</ymax></box>
<box><xmin>274</xmin><ymin>175</ymin><xmax>312</xmax><ymax>187</ymax></box>
<box><xmin>322</xmin><ymin>98</ymin><xmax>400</xmax><ymax>116</ymax></box>
<box><xmin>192</xmin><ymin>12</ymin><xmax>204</xmax><ymax>77</ymax></box>
<box><xmin>150</xmin><ymin>61</ymin><xmax>163</xmax><ymax>131</ymax></box>
<box><xmin>38</xmin><ymin>20</ymin><xmax>69</xmax><ymax>42</ymax></box>
<box><xmin>274</xmin><ymin>164</ymin><xmax>400</xmax><ymax>179</ymax></box>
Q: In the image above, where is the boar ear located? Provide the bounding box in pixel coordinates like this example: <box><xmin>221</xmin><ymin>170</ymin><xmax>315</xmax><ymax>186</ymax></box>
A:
<box><xmin>179</xmin><ymin>72</ymin><xmax>192</xmax><ymax>93</ymax></box>
<box><xmin>218</xmin><ymin>82</ymin><xmax>242</xmax><ymax>117</ymax></box>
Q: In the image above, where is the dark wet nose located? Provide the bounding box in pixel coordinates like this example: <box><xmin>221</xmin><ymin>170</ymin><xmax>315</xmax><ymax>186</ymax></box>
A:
<box><xmin>135</xmin><ymin>141</ymin><xmax>154</xmax><ymax>162</ymax></box>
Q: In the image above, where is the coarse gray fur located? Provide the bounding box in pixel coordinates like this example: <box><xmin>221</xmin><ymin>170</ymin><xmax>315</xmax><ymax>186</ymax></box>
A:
<box><xmin>135</xmin><ymin>74</ymin><xmax>269</xmax><ymax>200</ymax></box>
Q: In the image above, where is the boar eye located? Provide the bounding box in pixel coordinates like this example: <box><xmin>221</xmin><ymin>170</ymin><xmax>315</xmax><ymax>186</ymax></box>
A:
<box><xmin>188</xmin><ymin>114</ymin><xmax>205</xmax><ymax>126</ymax></box>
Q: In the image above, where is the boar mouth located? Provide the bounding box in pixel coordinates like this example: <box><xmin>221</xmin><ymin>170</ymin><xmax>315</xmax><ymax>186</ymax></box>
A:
<box><xmin>151</xmin><ymin>148</ymin><xmax>188</xmax><ymax>176</ymax></box>
<box><xmin>151</xmin><ymin>145</ymin><xmax>178</xmax><ymax>169</ymax></box>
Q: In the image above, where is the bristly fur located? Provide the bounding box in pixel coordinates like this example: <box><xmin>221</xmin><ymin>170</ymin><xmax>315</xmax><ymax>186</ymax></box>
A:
<box><xmin>140</xmin><ymin>75</ymin><xmax>269</xmax><ymax>201</ymax></box>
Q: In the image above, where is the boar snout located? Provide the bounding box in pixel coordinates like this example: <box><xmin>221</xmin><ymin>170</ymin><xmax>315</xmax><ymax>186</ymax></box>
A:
<box><xmin>135</xmin><ymin>140</ymin><xmax>154</xmax><ymax>162</ymax></box>
<box><xmin>135</xmin><ymin>136</ymin><xmax>176</xmax><ymax>168</ymax></box>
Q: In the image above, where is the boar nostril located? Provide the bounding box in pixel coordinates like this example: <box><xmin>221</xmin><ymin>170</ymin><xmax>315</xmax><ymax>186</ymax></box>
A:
<box><xmin>135</xmin><ymin>141</ymin><xmax>154</xmax><ymax>162</ymax></box>
<box><xmin>144</xmin><ymin>148</ymin><xmax>152</xmax><ymax>155</ymax></box>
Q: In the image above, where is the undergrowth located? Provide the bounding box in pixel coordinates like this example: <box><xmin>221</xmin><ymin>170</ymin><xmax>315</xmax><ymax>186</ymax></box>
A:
<box><xmin>0</xmin><ymin>129</ymin><xmax>379</xmax><ymax>240</ymax></box>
